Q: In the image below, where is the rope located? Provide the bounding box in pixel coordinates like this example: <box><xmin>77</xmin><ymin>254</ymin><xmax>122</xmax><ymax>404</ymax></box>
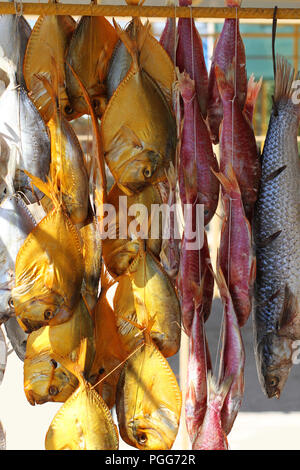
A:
<box><xmin>0</xmin><ymin>4</ymin><xmax>300</xmax><ymax>20</ymax></box>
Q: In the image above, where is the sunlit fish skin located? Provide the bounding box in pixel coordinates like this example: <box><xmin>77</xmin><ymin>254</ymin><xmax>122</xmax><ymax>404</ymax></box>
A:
<box><xmin>4</xmin><ymin>316</ymin><xmax>28</xmax><ymax>361</ymax></box>
<box><xmin>0</xmin><ymin>13</ymin><xmax>31</xmax><ymax>88</ymax></box>
<box><xmin>102</xmin><ymin>20</ymin><xmax>176</xmax><ymax>195</ymax></box>
<box><xmin>12</xmin><ymin>205</ymin><xmax>84</xmax><ymax>333</ymax></box>
<box><xmin>116</xmin><ymin>340</ymin><xmax>181</xmax><ymax>450</ymax></box>
<box><xmin>66</xmin><ymin>13</ymin><xmax>118</xmax><ymax>117</ymax></box>
<box><xmin>0</xmin><ymin>195</ymin><xmax>36</xmax><ymax>323</ymax></box>
<box><xmin>45</xmin><ymin>340</ymin><xmax>119</xmax><ymax>450</ymax></box>
<box><xmin>102</xmin><ymin>183</ymin><xmax>162</xmax><ymax>278</ymax></box>
<box><xmin>253</xmin><ymin>56</ymin><xmax>300</xmax><ymax>399</ymax></box>
<box><xmin>23</xmin><ymin>11</ymin><xmax>77</xmax><ymax>122</ymax></box>
<box><xmin>0</xmin><ymin>59</ymin><xmax>51</xmax><ymax>202</ymax></box>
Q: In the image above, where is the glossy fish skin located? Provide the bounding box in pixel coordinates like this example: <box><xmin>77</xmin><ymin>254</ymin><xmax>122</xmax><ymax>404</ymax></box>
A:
<box><xmin>216</xmin><ymin>64</ymin><xmax>260</xmax><ymax>223</ymax></box>
<box><xmin>0</xmin><ymin>60</ymin><xmax>51</xmax><ymax>203</ymax></box>
<box><xmin>215</xmin><ymin>166</ymin><xmax>256</xmax><ymax>328</ymax></box>
<box><xmin>12</xmin><ymin>206</ymin><xmax>84</xmax><ymax>333</ymax></box>
<box><xmin>4</xmin><ymin>316</ymin><xmax>28</xmax><ymax>361</ymax></box>
<box><xmin>66</xmin><ymin>15</ymin><xmax>118</xmax><ymax>117</ymax></box>
<box><xmin>102</xmin><ymin>183</ymin><xmax>162</xmax><ymax>278</ymax></box>
<box><xmin>253</xmin><ymin>56</ymin><xmax>300</xmax><ymax>399</ymax></box>
<box><xmin>45</xmin><ymin>340</ymin><xmax>119</xmax><ymax>450</ymax></box>
<box><xmin>102</xmin><ymin>21</ymin><xmax>176</xmax><ymax>194</ymax></box>
<box><xmin>192</xmin><ymin>372</ymin><xmax>230</xmax><ymax>450</ymax></box>
<box><xmin>216</xmin><ymin>266</ymin><xmax>245</xmax><ymax>436</ymax></box>
<box><xmin>90</xmin><ymin>283</ymin><xmax>127</xmax><ymax>410</ymax></box>
<box><xmin>23</xmin><ymin>13</ymin><xmax>77</xmax><ymax>122</ymax></box>
<box><xmin>176</xmin><ymin>2</ymin><xmax>208</xmax><ymax>118</ymax></box>
<box><xmin>116</xmin><ymin>340</ymin><xmax>181</xmax><ymax>450</ymax></box>
<box><xmin>0</xmin><ymin>13</ymin><xmax>31</xmax><ymax>88</ymax></box>
<box><xmin>178</xmin><ymin>71</ymin><xmax>219</xmax><ymax>226</ymax></box>
<box><xmin>126</xmin><ymin>243</ymin><xmax>181</xmax><ymax>357</ymax></box>
<box><xmin>0</xmin><ymin>195</ymin><xmax>36</xmax><ymax>323</ymax></box>
<box><xmin>207</xmin><ymin>0</ymin><xmax>247</xmax><ymax>144</ymax></box>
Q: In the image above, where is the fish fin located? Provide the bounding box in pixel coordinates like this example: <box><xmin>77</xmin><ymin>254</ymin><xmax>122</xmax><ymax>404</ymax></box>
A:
<box><xmin>274</xmin><ymin>55</ymin><xmax>300</xmax><ymax>106</ymax></box>
<box><xmin>257</xmin><ymin>230</ymin><xmax>282</xmax><ymax>248</ymax></box>
<box><xmin>278</xmin><ymin>284</ymin><xmax>299</xmax><ymax>332</ymax></box>
<box><xmin>101</xmin><ymin>268</ymin><xmax>117</xmax><ymax>293</ymax></box>
<box><xmin>211</xmin><ymin>164</ymin><xmax>241</xmax><ymax>196</ymax></box>
<box><xmin>51</xmin><ymin>337</ymin><xmax>88</xmax><ymax>382</ymax></box>
<box><xmin>118</xmin><ymin>125</ymin><xmax>143</xmax><ymax>150</ymax></box>
<box><xmin>177</xmin><ymin>71</ymin><xmax>195</xmax><ymax>103</ymax></box>
<box><xmin>215</xmin><ymin>62</ymin><xmax>235</xmax><ymax>102</ymax></box>
<box><xmin>113</xmin><ymin>19</ymin><xmax>139</xmax><ymax>72</ymax></box>
<box><xmin>264</xmin><ymin>165</ymin><xmax>287</xmax><ymax>183</ymax></box>
<box><xmin>34</xmin><ymin>57</ymin><xmax>59</xmax><ymax>113</ymax></box>
<box><xmin>22</xmin><ymin>171</ymin><xmax>60</xmax><ymax>208</ymax></box>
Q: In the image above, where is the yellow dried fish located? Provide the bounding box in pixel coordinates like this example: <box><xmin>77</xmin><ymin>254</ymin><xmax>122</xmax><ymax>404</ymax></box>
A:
<box><xmin>23</xmin><ymin>0</ymin><xmax>77</xmax><ymax>122</ymax></box>
<box><xmin>101</xmin><ymin>20</ymin><xmax>176</xmax><ymax>195</ymax></box>
<box><xmin>116</xmin><ymin>336</ymin><xmax>181</xmax><ymax>450</ymax></box>
<box><xmin>45</xmin><ymin>339</ymin><xmax>119</xmax><ymax>450</ymax></box>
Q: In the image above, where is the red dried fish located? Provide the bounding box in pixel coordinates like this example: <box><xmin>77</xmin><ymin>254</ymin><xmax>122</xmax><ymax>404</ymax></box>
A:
<box><xmin>176</xmin><ymin>0</ymin><xmax>208</xmax><ymax>118</ymax></box>
<box><xmin>159</xmin><ymin>15</ymin><xmax>176</xmax><ymax>63</ymax></box>
<box><xmin>215</xmin><ymin>64</ymin><xmax>260</xmax><ymax>223</ymax></box>
<box><xmin>214</xmin><ymin>164</ymin><xmax>256</xmax><ymax>327</ymax></box>
<box><xmin>207</xmin><ymin>0</ymin><xmax>247</xmax><ymax>144</ymax></box>
<box><xmin>178</xmin><ymin>71</ymin><xmax>219</xmax><ymax>226</ymax></box>
<box><xmin>244</xmin><ymin>74</ymin><xmax>263</xmax><ymax>124</ymax></box>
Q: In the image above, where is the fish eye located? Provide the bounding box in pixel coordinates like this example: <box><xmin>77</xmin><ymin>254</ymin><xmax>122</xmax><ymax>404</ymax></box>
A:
<box><xmin>267</xmin><ymin>376</ymin><xmax>279</xmax><ymax>388</ymax></box>
<box><xmin>137</xmin><ymin>433</ymin><xmax>147</xmax><ymax>445</ymax></box>
<box><xmin>143</xmin><ymin>168</ymin><xmax>152</xmax><ymax>178</ymax></box>
<box><xmin>50</xmin><ymin>359</ymin><xmax>58</xmax><ymax>369</ymax></box>
<box><xmin>64</xmin><ymin>104</ymin><xmax>74</xmax><ymax>116</ymax></box>
<box><xmin>48</xmin><ymin>385</ymin><xmax>59</xmax><ymax>396</ymax></box>
<box><xmin>98</xmin><ymin>367</ymin><xmax>105</xmax><ymax>375</ymax></box>
<box><xmin>8</xmin><ymin>297</ymin><xmax>14</xmax><ymax>308</ymax></box>
<box><xmin>44</xmin><ymin>309</ymin><xmax>54</xmax><ymax>320</ymax></box>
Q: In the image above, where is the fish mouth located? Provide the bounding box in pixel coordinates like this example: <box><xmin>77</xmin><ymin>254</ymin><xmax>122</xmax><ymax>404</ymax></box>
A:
<box><xmin>17</xmin><ymin>317</ymin><xmax>45</xmax><ymax>333</ymax></box>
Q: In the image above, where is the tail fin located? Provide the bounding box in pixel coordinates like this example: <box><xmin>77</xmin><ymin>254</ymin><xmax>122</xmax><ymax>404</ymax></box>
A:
<box><xmin>23</xmin><ymin>171</ymin><xmax>61</xmax><ymax>208</ymax></box>
<box><xmin>34</xmin><ymin>56</ymin><xmax>60</xmax><ymax>114</ymax></box>
<box><xmin>244</xmin><ymin>75</ymin><xmax>263</xmax><ymax>122</ymax></box>
<box><xmin>113</xmin><ymin>19</ymin><xmax>140</xmax><ymax>72</ymax></box>
<box><xmin>215</xmin><ymin>63</ymin><xmax>235</xmax><ymax>102</ymax></box>
<box><xmin>207</xmin><ymin>370</ymin><xmax>233</xmax><ymax>410</ymax></box>
<box><xmin>274</xmin><ymin>55</ymin><xmax>300</xmax><ymax>111</ymax></box>
<box><xmin>211</xmin><ymin>163</ymin><xmax>241</xmax><ymax>197</ymax></box>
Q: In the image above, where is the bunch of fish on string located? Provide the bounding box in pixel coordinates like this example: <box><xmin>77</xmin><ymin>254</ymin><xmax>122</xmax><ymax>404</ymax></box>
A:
<box><xmin>0</xmin><ymin>0</ymin><xmax>298</xmax><ymax>451</ymax></box>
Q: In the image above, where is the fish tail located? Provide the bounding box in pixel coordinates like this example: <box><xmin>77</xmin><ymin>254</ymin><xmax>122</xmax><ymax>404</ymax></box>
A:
<box><xmin>52</xmin><ymin>337</ymin><xmax>89</xmax><ymax>383</ymax></box>
<box><xmin>177</xmin><ymin>70</ymin><xmax>196</xmax><ymax>103</ymax></box>
<box><xmin>101</xmin><ymin>267</ymin><xmax>117</xmax><ymax>293</ymax></box>
<box><xmin>113</xmin><ymin>19</ymin><xmax>140</xmax><ymax>71</ymax></box>
<box><xmin>23</xmin><ymin>171</ymin><xmax>60</xmax><ymax>208</ymax></box>
<box><xmin>274</xmin><ymin>55</ymin><xmax>300</xmax><ymax>112</ymax></box>
<box><xmin>225</xmin><ymin>0</ymin><xmax>242</xmax><ymax>7</ymax></box>
<box><xmin>215</xmin><ymin>63</ymin><xmax>236</xmax><ymax>102</ymax></box>
<box><xmin>207</xmin><ymin>371</ymin><xmax>232</xmax><ymax>409</ymax></box>
<box><xmin>211</xmin><ymin>163</ymin><xmax>241</xmax><ymax>196</ymax></box>
<box><xmin>246</xmin><ymin>74</ymin><xmax>263</xmax><ymax>110</ymax></box>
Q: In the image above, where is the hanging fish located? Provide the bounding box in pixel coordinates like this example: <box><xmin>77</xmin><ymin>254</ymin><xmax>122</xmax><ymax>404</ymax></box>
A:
<box><xmin>24</xmin><ymin>297</ymin><xmax>94</xmax><ymax>405</ymax></box>
<box><xmin>253</xmin><ymin>56</ymin><xmax>300</xmax><ymax>399</ymax></box>
<box><xmin>176</xmin><ymin>0</ymin><xmax>208</xmax><ymax>119</ymax></box>
<box><xmin>102</xmin><ymin>19</ymin><xmax>177</xmax><ymax>195</ymax></box>
<box><xmin>12</xmin><ymin>178</ymin><xmax>84</xmax><ymax>333</ymax></box>
<box><xmin>0</xmin><ymin>195</ymin><xmax>36</xmax><ymax>324</ymax></box>
<box><xmin>178</xmin><ymin>71</ymin><xmax>219</xmax><ymax>226</ymax></box>
<box><xmin>66</xmin><ymin>5</ymin><xmax>118</xmax><ymax>117</ymax></box>
<box><xmin>215</xmin><ymin>264</ymin><xmax>245</xmax><ymax>435</ymax></box>
<box><xmin>215</xmin><ymin>63</ymin><xmax>260</xmax><ymax>223</ymax></box>
<box><xmin>207</xmin><ymin>0</ymin><xmax>247</xmax><ymax>144</ymax></box>
<box><xmin>45</xmin><ymin>339</ymin><xmax>119</xmax><ymax>450</ymax></box>
<box><xmin>192</xmin><ymin>372</ymin><xmax>231</xmax><ymax>450</ymax></box>
<box><xmin>90</xmin><ymin>273</ymin><xmax>127</xmax><ymax>409</ymax></box>
<box><xmin>23</xmin><ymin>0</ymin><xmax>77</xmax><ymax>122</ymax></box>
<box><xmin>102</xmin><ymin>183</ymin><xmax>162</xmax><ymax>278</ymax></box>
<box><xmin>116</xmin><ymin>332</ymin><xmax>182</xmax><ymax>450</ymax></box>
<box><xmin>4</xmin><ymin>317</ymin><xmax>28</xmax><ymax>361</ymax></box>
<box><xmin>0</xmin><ymin>57</ymin><xmax>51</xmax><ymax>203</ymax></box>
<box><xmin>159</xmin><ymin>1</ymin><xmax>176</xmax><ymax>63</ymax></box>
<box><xmin>213</xmin><ymin>165</ymin><xmax>256</xmax><ymax>328</ymax></box>
<box><xmin>37</xmin><ymin>72</ymin><xmax>89</xmax><ymax>225</ymax></box>
<box><xmin>0</xmin><ymin>12</ymin><xmax>31</xmax><ymax>88</ymax></box>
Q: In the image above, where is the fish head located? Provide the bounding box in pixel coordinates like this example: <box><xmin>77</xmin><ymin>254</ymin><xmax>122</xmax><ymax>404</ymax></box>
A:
<box><xmin>13</xmin><ymin>294</ymin><xmax>73</xmax><ymax>333</ymax></box>
<box><xmin>256</xmin><ymin>333</ymin><xmax>293</xmax><ymax>399</ymax></box>
<box><xmin>129</xmin><ymin>407</ymin><xmax>179</xmax><ymax>450</ymax></box>
<box><xmin>24</xmin><ymin>354</ymin><xmax>78</xmax><ymax>405</ymax></box>
<box><xmin>116</xmin><ymin>150</ymin><xmax>164</xmax><ymax>195</ymax></box>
